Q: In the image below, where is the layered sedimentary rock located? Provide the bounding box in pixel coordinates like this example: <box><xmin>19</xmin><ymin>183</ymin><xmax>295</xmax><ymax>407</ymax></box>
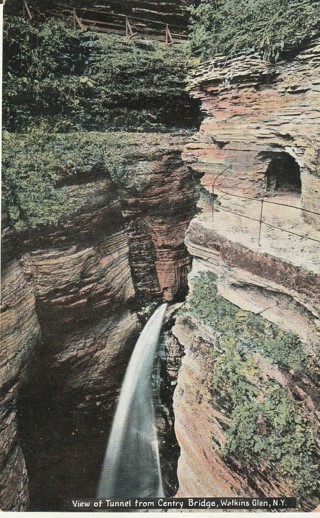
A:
<box><xmin>173</xmin><ymin>39</ymin><xmax>320</xmax><ymax>508</ymax></box>
<box><xmin>121</xmin><ymin>134</ymin><xmax>197</xmax><ymax>302</ymax></box>
<box><xmin>185</xmin><ymin>39</ymin><xmax>320</xmax><ymax>227</ymax></box>
<box><xmin>0</xmin><ymin>214</ymin><xmax>41</xmax><ymax>511</ymax></box>
<box><xmin>17</xmin><ymin>133</ymin><xmax>194</xmax><ymax>404</ymax></box>
<box><xmin>19</xmin><ymin>165</ymin><xmax>139</xmax><ymax>404</ymax></box>
<box><xmin>173</xmin><ymin>258</ymin><xmax>320</xmax><ymax>507</ymax></box>
<box><xmin>1</xmin><ymin>163</ymin><xmax>139</xmax><ymax>510</ymax></box>
<box><xmin>1</xmin><ymin>132</ymin><xmax>195</xmax><ymax>510</ymax></box>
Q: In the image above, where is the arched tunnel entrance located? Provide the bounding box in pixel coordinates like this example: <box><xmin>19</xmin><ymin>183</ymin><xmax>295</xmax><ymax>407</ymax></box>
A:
<box><xmin>265</xmin><ymin>152</ymin><xmax>301</xmax><ymax>195</ymax></box>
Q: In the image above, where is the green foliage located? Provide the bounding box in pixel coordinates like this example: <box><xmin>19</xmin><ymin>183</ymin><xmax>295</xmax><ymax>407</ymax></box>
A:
<box><xmin>184</xmin><ymin>272</ymin><xmax>312</xmax><ymax>373</ymax></box>
<box><xmin>221</xmin><ymin>383</ymin><xmax>318</xmax><ymax>496</ymax></box>
<box><xmin>2</xmin><ymin>129</ymin><xmax>140</xmax><ymax>231</ymax></box>
<box><xmin>3</xmin><ymin>17</ymin><xmax>87</xmax><ymax>132</ymax></box>
<box><xmin>79</xmin><ymin>34</ymin><xmax>195</xmax><ymax>131</ymax></box>
<box><xmin>3</xmin><ymin>129</ymin><xmax>74</xmax><ymax>231</ymax></box>
<box><xmin>3</xmin><ymin>16</ymin><xmax>197</xmax><ymax>132</ymax></box>
<box><xmin>181</xmin><ymin>272</ymin><xmax>319</xmax><ymax>496</ymax></box>
<box><xmin>2</xmin><ymin>129</ymin><xmax>184</xmax><ymax>231</ymax></box>
<box><xmin>188</xmin><ymin>0</ymin><xmax>320</xmax><ymax>61</ymax></box>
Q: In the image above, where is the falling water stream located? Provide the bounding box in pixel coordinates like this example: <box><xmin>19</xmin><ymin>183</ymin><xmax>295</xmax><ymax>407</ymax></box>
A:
<box><xmin>97</xmin><ymin>303</ymin><xmax>167</xmax><ymax>499</ymax></box>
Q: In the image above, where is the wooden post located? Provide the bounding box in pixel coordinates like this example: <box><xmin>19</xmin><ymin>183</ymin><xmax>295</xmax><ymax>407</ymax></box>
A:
<box><xmin>23</xmin><ymin>0</ymin><xmax>32</xmax><ymax>20</ymax></box>
<box><xmin>74</xmin><ymin>11</ymin><xmax>85</xmax><ymax>31</ymax></box>
<box><xmin>73</xmin><ymin>8</ymin><xmax>76</xmax><ymax>30</ymax></box>
<box><xmin>125</xmin><ymin>17</ymin><xmax>137</xmax><ymax>39</ymax></box>
<box><xmin>165</xmin><ymin>24</ymin><xmax>174</xmax><ymax>46</ymax></box>
<box><xmin>258</xmin><ymin>200</ymin><xmax>264</xmax><ymax>246</ymax></box>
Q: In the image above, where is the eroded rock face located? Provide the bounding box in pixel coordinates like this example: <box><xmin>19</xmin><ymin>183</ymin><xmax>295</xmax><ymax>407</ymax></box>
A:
<box><xmin>18</xmin><ymin>166</ymin><xmax>139</xmax><ymax>402</ymax></box>
<box><xmin>172</xmin><ymin>250</ymin><xmax>320</xmax><ymax>508</ymax></box>
<box><xmin>1</xmin><ymin>166</ymin><xmax>138</xmax><ymax>510</ymax></box>
<box><xmin>173</xmin><ymin>314</ymin><xmax>256</xmax><ymax>498</ymax></box>
<box><xmin>1</xmin><ymin>132</ymin><xmax>195</xmax><ymax>510</ymax></box>
<box><xmin>121</xmin><ymin>134</ymin><xmax>197</xmax><ymax>303</ymax></box>
<box><xmin>172</xmin><ymin>40</ymin><xmax>320</xmax><ymax>507</ymax></box>
<box><xmin>187</xmin><ymin>221</ymin><xmax>320</xmax><ymax>319</ymax></box>
<box><xmin>173</xmin><ymin>307</ymin><xmax>319</xmax><ymax>507</ymax></box>
<box><xmin>0</xmin><ymin>215</ymin><xmax>41</xmax><ymax>511</ymax></box>
<box><xmin>184</xmin><ymin>39</ymin><xmax>320</xmax><ymax>228</ymax></box>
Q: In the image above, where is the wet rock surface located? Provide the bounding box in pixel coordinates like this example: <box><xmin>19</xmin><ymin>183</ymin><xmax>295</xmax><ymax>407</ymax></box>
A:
<box><xmin>0</xmin><ymin>217</ymin><xmax>41</xmax><ymax>511</ymax></box>
<box><xmin>1</xmin><ymin>133</ymin><xmax>196</xmax><ymax>510</ymax></box>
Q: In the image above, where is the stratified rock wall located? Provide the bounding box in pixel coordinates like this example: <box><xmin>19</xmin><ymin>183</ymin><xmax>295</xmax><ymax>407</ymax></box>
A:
<box><xmin>184</xmin><ymin>40</ymin><xmax>320</xmax><ymax>228</ymax></box>
<box><xmin>173</xmin><ymin>314</ymin><xmax>257</xmax><ymax>498</ymax></box>
<box><xmin>0</xmin><ymin>215</ymin><xmax>41</xmax><ymax>511</ymax></box>
<box><xmin>121</xmin><ymin>134</ymin><xmax>197</xmax><ymax>302</ymax></box>
<box><xmin>17</xmin><ymin>165</ymin><xmax>138</xmax><ymax>402</ymax></box>
<box><xmin>173</xmin><ymin>39</ymin><xmax>320</xmax><ymax>508</ymax></box>
<box><xmin>173</xmin><ymin>254</ymin><xmax>320</xmax><ymax>504</ymax></box>
<box><xmin>1</xmin><ymin>132</ymin><xmax>195</xmax><ymax>510</ymax></box>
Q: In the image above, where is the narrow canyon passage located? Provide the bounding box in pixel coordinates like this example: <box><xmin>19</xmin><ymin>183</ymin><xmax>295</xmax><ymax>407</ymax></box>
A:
<box><xmin>1</xmin><ymin>0</ymin><xmax>320</xmax><ymax>512</ymax></box>
<box><xmin>7</xmin><ymin>135</ymin><xmax>199</xmax><ymax>511</ymax></box>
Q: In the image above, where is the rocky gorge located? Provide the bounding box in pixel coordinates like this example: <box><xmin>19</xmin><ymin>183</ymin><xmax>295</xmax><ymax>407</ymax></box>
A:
<box><xmin>1</xmin><ymin>130</ymin><xmax>197</xmax><ymax>509</ymax></box>
<box><xmin>171</xmin><ymin>36</ymin><xmax>320</xmax><ymax>509</ymax></box>
<box><xmin>1</xmin><ymin>0</ymin><xmax>320</xmax><ymax>512</ymax></box>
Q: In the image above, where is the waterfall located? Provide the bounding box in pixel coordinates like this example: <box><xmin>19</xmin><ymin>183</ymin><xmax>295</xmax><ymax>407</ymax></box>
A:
<box><xmin>97</xmin><ymin>303</ymin><xmax>167</xmax><ymax>499</ymax></box>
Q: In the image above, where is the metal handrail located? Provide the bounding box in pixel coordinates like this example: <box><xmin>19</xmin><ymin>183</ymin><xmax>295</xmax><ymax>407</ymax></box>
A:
<box><xmin>208</xmin><ymin>168</ymin><xmax>320</xmax><ymax>216</ymax></box>
<box><xmin>216</xmin><ymin>187</ymin><xmax>320</xmax><ymax>217</ymax></box>
<box><xmin>207</xmin><ymin>169</ymin><xmax>320</xmax><ymax>245</ymax></box>
<box><xmin>214</xmin><ymin>204</ymin><xmax>320</xmax><ymax>245</ymax></box>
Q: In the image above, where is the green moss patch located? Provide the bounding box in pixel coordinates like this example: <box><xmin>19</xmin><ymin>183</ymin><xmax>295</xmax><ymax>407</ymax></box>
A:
<box><xmin>188</xmin><ymin>0</ymin><xmax>320</xmax><ymax>62</ymax></box>
<box><xmin>181</xmin><ymin>271</ymin><xmax>319</xmax><ymax>498</ymax></box>
<box><xmin>3</xmin><ymin>17</ymin><xmax>197</xmax><ymax>132</ymax></box>
<box><xmin>2</xmin><ymin>130</ymin><xmax>139</xmax><ymax>231</ymax></box>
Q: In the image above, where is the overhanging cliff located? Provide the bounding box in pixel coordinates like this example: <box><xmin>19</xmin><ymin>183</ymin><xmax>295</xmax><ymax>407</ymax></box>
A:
<box><xmin>171</xmin><ymin>37</ymin><xmax>320</xmax><ymax>510</ymax></box>
<box><xmin>1</xmin><ymin>130</ymin><xmax>197</xmax><ymax>510</ymax></box>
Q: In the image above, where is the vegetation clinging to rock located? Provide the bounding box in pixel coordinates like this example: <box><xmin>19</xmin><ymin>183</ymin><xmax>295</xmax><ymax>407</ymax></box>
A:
<box><xmin>188</xmin><ymin>0</ymin><xmax>320</xmax><ymax>61</ymax></box>
<box><xmin>181</xmin><ymin>271</ymin><xmax>319</xmax><ymax>498</ymax></box>
<box><xmin>3</xmin><ymin>16</ymin><xmax>198</xmax><ymax>132</ymax></box>
<box><xmin>184</xmin><ymin>271</ymin><xmax>312</xmax><ymax>373</ymax></box>
<box><xmin>2</xmin><ymin>130</ymin><xmax>190</xmax><ymax>231</ymax></box>
<box><xmin>2</xmin><ymin>130</ymin><xmax>134</xmax><ymax>231</ymax></box>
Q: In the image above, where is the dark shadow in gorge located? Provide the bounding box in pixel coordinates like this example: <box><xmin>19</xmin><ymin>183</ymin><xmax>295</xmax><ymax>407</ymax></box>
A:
<box><xmin>17</xmin><ymin>373</ymin><xmax>115</xmax><ymax>511</ymax></box>
<box><xmin>13</xmin><ymin>92</ymin><xmax>203</xmax><ymax>513</ymax></box>
<box><xmin>157</xmin><ymin>316</ymin><xmax>186</xmax><ymax>497</ymax></box>
<box><xmin>16</xmin><ymin>318</ymin><xmax>185</xmax><ymax>509</ymax></box>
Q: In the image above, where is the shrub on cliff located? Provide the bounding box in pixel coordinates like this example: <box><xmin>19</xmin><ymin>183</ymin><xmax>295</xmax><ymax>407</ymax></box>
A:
<box><xmin>2</xmin><ymin>130</ymin><xmax>130</xmax><ymax>230</ymax></box>
<box><xmin>2</xmin><ymin>130</ymin><xmax>185</xmax><ymax>231</ymax></box>
<box><xmin>3</xmin><ymin>17</ymin><xmax>86</xmax><ymax>132</ymax></box>
<box><xmin>188</xmin><ymin>0</ymin><xmax>320</xmax><ymax>61</ymax></box>
<box><xmin>3</xmin><ymin>16</ymin><xmax>197</xmax><ymax>132</ymax></box>
<box><xmin>180</xmin><ymin>272</ymin><xmax>319</xmax><ymax>499</ymax></box>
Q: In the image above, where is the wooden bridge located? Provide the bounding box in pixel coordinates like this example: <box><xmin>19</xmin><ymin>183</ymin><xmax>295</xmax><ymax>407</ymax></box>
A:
<box><xmin>7</xmin><ymin>0</ymin><xmax>190</xmax><ymax>42</ymax></box>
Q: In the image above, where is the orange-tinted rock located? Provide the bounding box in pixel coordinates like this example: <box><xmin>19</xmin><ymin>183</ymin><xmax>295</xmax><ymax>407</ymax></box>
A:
<box><xmin>121</xmin><ymin>135</ymin><xmax>197</xmax><ymax>302</ymax></box>
<box><xmin>0</xmin><ymin>216</ymin><xmax>41</xmax><ymax>510</ymax></box>
<box><xmin>174</xmin><ymin>40</ymin><xmax>320</xmax><ymax>507</ymax></box>
<box><xmin>173</xmin><ymin>311</ymin><xmax>319</xmax><ymax>508</ymax></box>
<box><xmin>1</xmin><ymin>132</ymin><xmax>196</xmax><ymax>509</ymax></box>
<box><xmin>184</xmin><ymin>41</ymin><xmax>320</xmax><ymax>228</ymax></box>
